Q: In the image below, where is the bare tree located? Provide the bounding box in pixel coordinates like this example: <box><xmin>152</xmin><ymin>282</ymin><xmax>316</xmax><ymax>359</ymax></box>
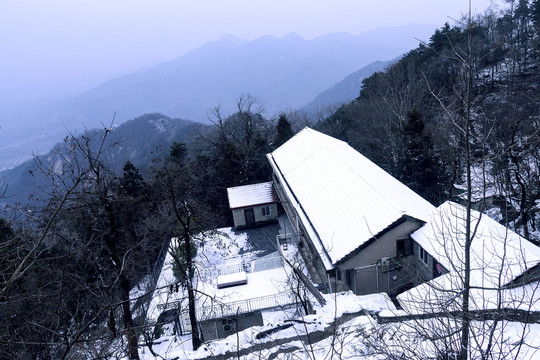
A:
<box><xmin>357</xmin><ymin>4</ymin><xmax>540</xmax><ymax>360</ymax></box>
<box><xmin>0</xmin><ymin>125</ymin><xmax>125</xmax><ymax>358</ymax></box>
<box><xmin>148</xmin><ymin>142</ymin><xmax>217</xmax><ymax>351</ymax></box>
<box><xmin>0</xmin><ymin>125</ymin><xmax>178</xmax><ymax>359</ymax></box>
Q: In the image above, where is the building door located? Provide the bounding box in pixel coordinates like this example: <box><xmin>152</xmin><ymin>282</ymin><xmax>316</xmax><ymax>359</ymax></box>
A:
<box><xmin>345</xmin><ymin>269</ymin><xmax>353</xmax><ymax>291</ymax></box>
<box><xmin>244</xmin><ymin>209</ymin><xmax>255</xmax><ymax>226</ymax></box>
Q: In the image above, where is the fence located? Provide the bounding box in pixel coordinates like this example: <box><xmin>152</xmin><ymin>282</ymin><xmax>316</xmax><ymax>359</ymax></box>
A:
<box><xmin>197</xmin><ymin>291</ymin><xmax>297</xmax><ymax>320</ymax></box>
<box><xmin>251</xmin><ymin>256</ymin><xmax>283</xmax><ymax>272</ymax></box>
<box><xmin>171</xmin><ymin>292</ymin><xmax>298</xmax><ymax>334</ymax></box>
<box><xmin>154</xmin><ymin>251</ymin><xmax>303</xmax><ymax>334</ymax></box>
<box><xmin>217</xmin><ymin>263</ymin><xmax>248</xmax><ymax>275</ymax></box>
<box><xmin>159</xmin><ymin>291</ymin><xmax>298</xmax><ymax>319</ymax></box>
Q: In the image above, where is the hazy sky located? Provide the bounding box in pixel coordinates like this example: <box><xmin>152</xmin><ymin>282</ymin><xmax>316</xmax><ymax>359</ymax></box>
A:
<box><xmin>1</xmin><ymin>0</ymin><xmax>500</xmax><ymax>104</ymax></box>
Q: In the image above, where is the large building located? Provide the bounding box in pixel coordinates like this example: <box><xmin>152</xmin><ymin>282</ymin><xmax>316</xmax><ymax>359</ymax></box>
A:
<box><xmin>267</xmin><ymin>127</ymin><xmax>540</xmax><ymax>300</ymax></box>
<box><xmin>267</xmin><ymin>127</ymin><xmax>438</xmax><ymax>296</ymax></box>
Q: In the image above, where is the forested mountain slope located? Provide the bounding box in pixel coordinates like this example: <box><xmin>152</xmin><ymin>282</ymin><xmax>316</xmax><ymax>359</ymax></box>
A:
<box><xmin>317</xmin><ymin>3</ymin><xmax>540</xmax><ymax>243</ymax></box>
<box><xmin>0</xmin><ymin>114</ymin><xmax>205</xmax><ymax>206</ymax></box>
<box><xmin>2</xmin><ymin>4</ymin><xmax>540</xmax><ymax>359</ymax></box>
<box><xmin>301</xmin><ymin>58</ymin><xmax>395</xmax><ymax>112</ymax></box>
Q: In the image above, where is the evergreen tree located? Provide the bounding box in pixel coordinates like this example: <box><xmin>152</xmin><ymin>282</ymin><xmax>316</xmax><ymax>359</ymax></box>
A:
<box><xmin>533</xmin><ymin>0</ymin><xmax>540</xmax><ymax>27</ymax></box>
<box><xmin>168</xmin><ymin>141</ymin><xmax>188</xmax><ymax>165</ymax></box>
<box><xmin>274</xmin><ymin>114</ymin><xmax>294</xmax><ymax>148</ymax></box>
<box><xmin>119</xmin><ymin>160</ymin><xmax>146</xmax><ymax>198</ymax></box>
<box><xmin>532</xmin><ymin>0</ymin><xmax>540</xmax><ymax>52</ymax></box>
<box><xmin>400</xmin><ymin>108</ymin><xmax>445</xmax><ymax>204</ymax></box>
<box><xmin>0</xmin><ymin>218</ymin><xmax>14</xmax><ymax>242</ymax></box>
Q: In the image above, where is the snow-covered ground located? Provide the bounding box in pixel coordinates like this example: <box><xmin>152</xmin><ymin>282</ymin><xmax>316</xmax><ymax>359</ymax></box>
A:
<box><xmin>141</xmin><ymin>291</ymin><xmax>396</xmax><ymax>359</ymax></box>
<box><xmin>454</xmin><ymin>163</ymin><xmax>540</xmax><ymax>244</ymax></box>
<box><xmin>141</xmin><ymin>290</ymin><xmax>540</xmax><ymax>360</ymax></box>
<box><xmin>139</xmin><ymin>220</ymin><xmax>540</xmax><ymax>360</ymax></box>
<box><xmin>146</xmin><ymin>227</ymin><xmax>259</xmax><ymax>326</ymax></box>
<box><xmin>143</xmin><ymin>225</ymin><xmax>303</xmax><ymax>352</ymax></box>
<box><xmin>141</xmin><ymin>223</ymin><xmax>401</xmax><ymax>359</ymax></box>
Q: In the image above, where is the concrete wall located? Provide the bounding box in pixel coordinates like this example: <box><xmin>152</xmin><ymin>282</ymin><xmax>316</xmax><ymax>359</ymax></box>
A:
<box><xmin>200</xmin><ymin>312</ymin><xmax>264</xmax><ymax>341</ymax></box>
<box><xmin>273</xmin><ymin>175</ymin><xmax>330</xmax><ymax>289</ymax></box>
<box><xmin>232</xmin><ymin>209</ymin><xmax>247</xmax><ymax>228</ymax></box>
<box><xmin>231</xmin><ymin>203</ymin><xmax>278</xmax><ymax>228</ymax></box>
<box><xmin>272</xmin><ymin>174</ymin><xmax>300</xmax><ymax>232</ymax></box>
<box><xmin>335</xmin><ymin>220</ymin><xmax>424</xmax><ymax>296</ymax></box>
<box><xmin>333</xmin><ymin>228</ymin><xmax>447</xmax><ymax>296</ymax></box>
<box><xmin>253</xmin><ymin>203</ymin><xmax>278</xmax><ymax>223</ymax></box>
<box><xmin>410</xmin><ymin>240</ymin><xmax>446</xmax><ymax>283</ymax></box>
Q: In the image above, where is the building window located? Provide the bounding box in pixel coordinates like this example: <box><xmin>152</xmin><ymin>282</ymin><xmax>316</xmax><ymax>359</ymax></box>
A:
<box><xmin>262</xmin><ymin>205</ymin><xmax>271</xmax><ymax>216</ymax></box>
<box><xmin>418</xmin><ymin>245</ymin><xmax>429</xmax><ymax>265</ymax></box>
<box><xmin>396</xmin><ymin>238</ymin><xmax>413</xmax><ymax>257</ymax></box>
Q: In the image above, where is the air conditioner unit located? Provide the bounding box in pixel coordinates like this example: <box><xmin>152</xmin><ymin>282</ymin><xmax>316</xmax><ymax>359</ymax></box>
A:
<box><xmin>222</xmin><ymin>318</ymin><xmax>237</xmax><ymax>333</ymax></box>
<box><xmin>380</xmin><ymin>257</ymin><xmax>390</xmax><ymax>272</ymax></box>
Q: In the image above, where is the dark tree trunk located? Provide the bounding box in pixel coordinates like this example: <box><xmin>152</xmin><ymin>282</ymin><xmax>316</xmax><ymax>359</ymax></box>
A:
<box><xmin>459</xmin><ymin>7</ymin><xmax>473</xmax><ymax>359</ymax></box>
<box><xmin>183</xmin><ymin>222</ymin><xmax>202</xmax><ymax>350</ymax></box>
<box><xmin>165</xmin><ymin>166</ymin><xmax>202</xmax><ymax>350</ymax></box>
<box><xmin>120</xmin><ymin>274</ymin><xmax>140</xmax><ymax>360</ymax></box>
<box><xmin>105</xmin><ymin>203</ymin><xmax>140</xmax><ymax>360</ymax></box>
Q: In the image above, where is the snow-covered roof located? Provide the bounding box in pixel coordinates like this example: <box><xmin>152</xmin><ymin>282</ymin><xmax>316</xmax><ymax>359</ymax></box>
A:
<box><xmin>217</xmin><ymin>271</ymin><xmax>248</xmax><ymax>288</ymax></box>
<box><xmin>227</xmin><ymin>181</ymin><xmax>278</xmax><ymax>209</ymax></box>
<box><xmin>399</xmin><ymin>201</ymin><xmax>540</xmax><ymax>314</ymax></box>
<box><xmin>411</xmin><ymin>201</ymin><xmax>540</xmax><ymax>288</ymax></box>
<box><xmin>267</xmin><ymin>127</ymin><xmax>435</xmax><ymax>268</ymax></box>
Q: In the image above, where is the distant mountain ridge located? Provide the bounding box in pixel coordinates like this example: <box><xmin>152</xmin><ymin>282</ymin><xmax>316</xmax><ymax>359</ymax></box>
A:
<box><xmin>301</xmin><ymin>59</ymin><xmax>397</xmax><ymax>112</ymax></box>
<box><xmin>0</xmin><ymin>24</ymin><xmax>436</xmax><ymax>170</ymax></box>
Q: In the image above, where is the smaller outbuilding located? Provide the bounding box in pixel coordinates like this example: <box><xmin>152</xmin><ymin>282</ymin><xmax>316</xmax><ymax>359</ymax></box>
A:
<box><xmin>227</xmin><ymin>181</ymin><xmax>279</xmax><ymax>228</ymax></box>
<box><xmin>398</xmin><ymin>201</ymin><xmax>540</xmax><ymax>313</ymax></box>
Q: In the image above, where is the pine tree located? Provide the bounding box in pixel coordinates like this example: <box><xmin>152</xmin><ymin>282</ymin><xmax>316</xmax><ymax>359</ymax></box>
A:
<box><xmin>168</xmin><ymin>142</ymin><xmax>188</xmax><ymax>165</ymax></box>
<box><xmin>119</xmin><ymin>160</ymin><xmax>146</xmax><ymax>198</ymax></box>
<box><xmin>400</xmin><ymin>108</ymin><xmax>445</xmax><ymax>204</ymax></box>
<box><xmin>274</xmin><ymin>114</ymin><xmax>294</xmax><ymax>148</ymax></box>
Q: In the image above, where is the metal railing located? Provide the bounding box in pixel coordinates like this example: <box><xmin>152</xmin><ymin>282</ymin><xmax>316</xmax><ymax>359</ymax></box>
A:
<box><xmin>157</xmin><ymin>298</ymin><xmax>186</xmax><ymax>311</ymax></box>
<box><xmin>153</xmin><ymin>250</ymin><xmax>301</xmax><ymax>334</ymax></box>
<box><xmin>216</xmin><ymin>263</ymin><xmax>248</xmax><ymax>275</ymax></box>
<box><xmin>251</xmin><ymin>256</ymin><xmax>283</xmax><ymax>272</ymax></box>
<box><xmin>196</xmin><ymin>291</ymin><xmax>298</xmax><ymax>321</ymax></box>
<box><xmin>157</xmin><ymin>291</ymin><xmax>298</xmax><ymax>320</ymax></box>
<box><xmin>215</xmin><ymin>254</ymin><xmax>283</xmax><ymax>275</ymax></box>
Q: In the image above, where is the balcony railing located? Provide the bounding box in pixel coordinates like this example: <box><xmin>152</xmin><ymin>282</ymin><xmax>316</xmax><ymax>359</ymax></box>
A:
<box><xmin>197</xmin><ymin>291</ymin><xmax>297</xmax><ymax>320</ymax></box>
<box><xmin>159</xmin><ymin>291</ymin><xmax>297</xmax><ymax>318</ymax></box>
<box><xmin>163</xmin><ymin>291</ymin><xmax>298</xmax><ymax>333</ymax></box>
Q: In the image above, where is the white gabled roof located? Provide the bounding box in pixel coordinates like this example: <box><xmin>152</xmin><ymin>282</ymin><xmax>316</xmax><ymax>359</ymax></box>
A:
<box><xmin>227</xmin><ymin>181</ymin><xmax>277</xmax><ymax>209</ymax></box>
<box><xmin>399</xmin><ymin>201</ymin><xmax>540</xmax><ymax>313</ymax></box>
<box><xmin>411</xmin><ymin>201</ymin><xmax>540</xmax><ymax>289</ymax></box>
<box><xmin>267</xmin><ymin>127</ymin><xmax>435</xmax><ymax>267</ymax></box>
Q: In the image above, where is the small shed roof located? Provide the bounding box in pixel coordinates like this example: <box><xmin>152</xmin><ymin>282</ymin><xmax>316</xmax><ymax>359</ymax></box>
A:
<box><xmin>227</xmin><ymin>181</ymin><xmax>278</xmax><ymax>209</ymax></box>
<box><xmin>217</xmin><ymin>271</ymin><xmax>248</xmax><ymax>288</ymax></box>
<box><xmin>267</xmin><ymin>127</ymin><xmax>434</xmax><ymax>268</ymax></box>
